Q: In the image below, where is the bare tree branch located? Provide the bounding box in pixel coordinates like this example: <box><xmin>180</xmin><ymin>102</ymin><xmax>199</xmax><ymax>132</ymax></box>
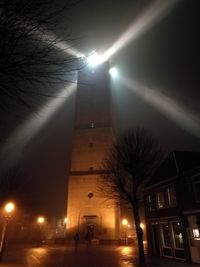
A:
<box><xmin>0</xmin><ymin>0</ymin><xmax>83</xmax><ymax>110</ymax></box>
<box><xmin>99</xmin><ymin>127</ymin><xmax>163</xmax><ymax>267</ymax></box>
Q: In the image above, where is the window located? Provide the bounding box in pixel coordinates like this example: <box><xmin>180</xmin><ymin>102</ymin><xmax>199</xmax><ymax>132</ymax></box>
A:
<box><xmin>88</xmin><ymin>192</ymin><xmax>94</xmax><ymax>198</ymax></box>
<box><xmin>157</xmin><ymin>191</ymin><xmax>165</xmax><ymax>209</ymax></box>
<box><xmin>89</xmin><ymin>142</ymin><xmax>94</xmax><ymax>148</ymax></box>
<box><xmin>147</xmin><ymin>193</ymin><xmax>156</xmax><ymax>211</ymax></box>
<box><xmin>192</xmin><ymin>176</ymin><xmax>200</xmax><ymax>202</ymax></box>
<box><xmin>166</xmin><ymin>185</ymin><xmax>177</xmax><ymax>207</ymax></box>
<box><xmin>172</xmin><ymin>222</ymin><xmax>183</xmax><ymax>248</ymax></box>
<box><xmin>160</xmin><ymin>222</ymin><xmax>171</xmax><ymax>247</ymax></box>
<box><xmin>192</xmin><ymin>229</ymin><xmax>200</xmax><ymax>240</ymax></box>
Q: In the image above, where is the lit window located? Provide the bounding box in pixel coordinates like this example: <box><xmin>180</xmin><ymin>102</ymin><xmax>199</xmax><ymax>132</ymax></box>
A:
<box><xmin>193</xmin><ymin>229</ymin><xmax>200</xmax><ymax>240</ymax></box>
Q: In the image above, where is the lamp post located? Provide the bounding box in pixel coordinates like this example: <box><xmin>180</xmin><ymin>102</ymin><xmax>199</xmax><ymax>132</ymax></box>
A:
<box><xmin>0</xmin><ymin>202</ymin><xmax>15</xmax><ymax>261</ymax></box>
<box><xmin>122</xmin><ymin>218</ymin><xmax>128</xmax><ymax>245</ymax></box>
<box><xmin>37</xmin><ymin>216</ymin><xmax>45</xmax><ymax>245</ymax></box>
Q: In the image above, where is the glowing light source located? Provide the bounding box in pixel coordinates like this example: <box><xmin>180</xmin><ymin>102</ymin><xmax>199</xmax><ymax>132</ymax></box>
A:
<box><xmin>140</xmin><ymin>223</ymin><xmax>144</xmax><ymax>229</ymax></box>
<box><xmin>37</xmin><ymin>217</ymin><xmax>45</xmax><ymax>224</ymax></box>
<box><xmin>4</xmin><ymin>202</ymin><xmax>15</xmax><ymax>214</ymax></box>
<box><xmin>87</xmin><ymin>50</ymin><xmax>102</xmax><ymax>67</ymax></box>
<box><xmin>109</xmin><ymin>67</ymin><xmax>118</xmax><ymax>78</ymax></box>
<box><xmin>64</xmin><ymin>217</ymin><xmax>68</xmax><ymax>223</ymax></box>
<box><xmin>122</xmin><ymin>218</ymin><xmax>128</xmax><ymax>226</ymax></box>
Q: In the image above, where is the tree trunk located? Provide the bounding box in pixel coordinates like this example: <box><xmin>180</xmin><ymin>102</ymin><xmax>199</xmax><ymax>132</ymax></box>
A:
<box><xmin>132</xmin><ymin>197</ymin><xmax>146</xmax><ymax>267</ymax></box>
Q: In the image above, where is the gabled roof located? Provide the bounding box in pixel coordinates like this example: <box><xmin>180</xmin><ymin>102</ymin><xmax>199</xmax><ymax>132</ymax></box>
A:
<box><xmin>146</xmin><ymin>151</ymin><xmax>200</xmax><ymax>187</ymax></box>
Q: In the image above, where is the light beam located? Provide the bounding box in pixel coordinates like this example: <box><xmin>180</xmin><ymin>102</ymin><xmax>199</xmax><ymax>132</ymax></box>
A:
<box><xmin>120</xmin><ymin>76</ymin><xmax>200</xmax><ymax>138</ymax></box>
<box><xmin>0</xmin><ymin>82</ymin><xmax>77</xmax><ymax>171</ymax></box>
<box><xmin>101</xmin><ymin>0</ymin><xmax>180</xmax><ymax>62</ymax></box>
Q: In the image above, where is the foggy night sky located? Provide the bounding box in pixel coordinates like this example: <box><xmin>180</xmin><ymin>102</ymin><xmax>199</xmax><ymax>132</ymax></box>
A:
<box><xmin>0</xmin><ymin>0</ymin><xmax>200</xmax><ymax>217</ymax></box>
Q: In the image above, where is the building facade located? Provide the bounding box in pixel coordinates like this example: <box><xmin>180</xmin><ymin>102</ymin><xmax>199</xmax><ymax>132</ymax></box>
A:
<box><xmin>144</xmin><ymin>151</ymin><xmax>200</xmax><ymax>263</ymax></box>
<box><xmin>67</xmin><ymin>63</ymin><xmax>120</xmax><ymax>242</ymax></box>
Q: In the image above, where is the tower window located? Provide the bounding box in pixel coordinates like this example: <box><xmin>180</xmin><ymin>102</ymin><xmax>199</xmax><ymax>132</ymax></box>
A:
<box><xmin>88</xmin><ymin>192</ymin><xmax>94</xmax><ymax>198</ymax></box>
<box><xmin>89</xmin><ymin>142</ymin><xmax>94</xmax><ymax>148</ymax></box>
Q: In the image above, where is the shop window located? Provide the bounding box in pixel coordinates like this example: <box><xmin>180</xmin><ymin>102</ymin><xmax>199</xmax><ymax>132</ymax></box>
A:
<box><xmin>166</xmin><ymin>185</ymin><xmax>177</xmax><ymax>207</ymax></box>
<box><xmin>160</xmin><ymin>222</ymin><xmax>171</xmax><ymax>247</ymax></box>
<box><xmin>193</xmin><ymin>229</ymin><xmax>200</xmax><ymax>240</ymax></box>
<box><xmin>157</xmin><ymin>191</ymin><xmax>165</xmax><ymax>209</ymax></box>
<box><xmin>192</xmin><ymin>229</ymin><xmax>200</xmax><ymax>240</ymax></box>
<box><xmin>172</xmin><ymin>222</ymin><xmax>184</xmax><ymax>248</ymax></box>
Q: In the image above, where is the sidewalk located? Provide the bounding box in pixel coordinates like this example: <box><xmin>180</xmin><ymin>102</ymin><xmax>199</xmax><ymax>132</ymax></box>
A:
<box><xmin>146</xmin><ymin>255</ymin><xmax>198</xmax><ymax>267</ymax></box>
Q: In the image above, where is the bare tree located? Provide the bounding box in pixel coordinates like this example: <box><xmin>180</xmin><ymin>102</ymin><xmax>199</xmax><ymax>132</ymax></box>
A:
<box><xmin>99</xmin><ymin>128</ymin><xmax>163</xmax><ymax>267</ymax></box>
<box><xmin>0</xmin><ymin>0</ymin><xmax>82</xmax><ymax>110</ymax></box>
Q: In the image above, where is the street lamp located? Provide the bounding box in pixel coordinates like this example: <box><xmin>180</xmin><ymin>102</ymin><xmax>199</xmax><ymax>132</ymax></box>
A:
<box><xmin>0</xmin><ymin>201</ymin><xmax>15</xmax><ymax>260</ymax></box>
<box><xmin>122</xmin><ymin>218</ymin><xmax>128</xmax><ymax>245</ymax></box>
<box><xmin>87</xmin><ymin>50</ymin><xmax>102</xmax><ymax>67</ymax></box>
<box><xmin>37</xmin><ymin>216</ymin><xmax>45</xmax><ymax>245</ymax></box>
<box><xmin>37</xmin><ymin>217</ymin><xmax>45</xmax><ymax>224</ymax></box>
<box><xmin>109</xmin><ymin>67</ymin><xmax>119</xmax><ymax>78</ymax></box>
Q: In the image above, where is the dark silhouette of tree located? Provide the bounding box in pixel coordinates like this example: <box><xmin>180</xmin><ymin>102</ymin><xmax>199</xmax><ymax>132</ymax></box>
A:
<box><xmin>0</xmin><ymin>0</ymin><xmax>82</xmax><ymax>111</ymax></box>
<box><xmin>99</xmin><ymin>128</ymin><xmax>163</xmax><ymax>267</ymax></box>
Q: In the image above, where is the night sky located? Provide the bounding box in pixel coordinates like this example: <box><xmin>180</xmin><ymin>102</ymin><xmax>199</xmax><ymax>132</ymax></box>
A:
<box><xmin>0</xmin><ymin>0</ymin><xmax>200</xmax><ymax>217</ymax></box>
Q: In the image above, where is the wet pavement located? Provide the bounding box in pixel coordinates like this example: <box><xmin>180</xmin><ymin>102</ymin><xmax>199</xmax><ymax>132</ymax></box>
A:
<box><xmin>0</xmin><ymin>243</ymin><xmax>197</xmax><ymax>267</ymax></box>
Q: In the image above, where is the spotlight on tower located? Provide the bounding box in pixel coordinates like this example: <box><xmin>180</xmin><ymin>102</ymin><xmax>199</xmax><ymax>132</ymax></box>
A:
<box><xmin>87</xmin><ymin>50</ymin><xmax>102</xmax><ymax>67</ymax></box>
<box><xmin>109</xmin><ymin>67</ymin><xmax>119</xmax><ymax>78</ymax></box>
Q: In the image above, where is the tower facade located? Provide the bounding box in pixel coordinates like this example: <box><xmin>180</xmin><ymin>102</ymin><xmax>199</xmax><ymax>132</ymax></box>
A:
<box><xmin>67</xmin><ymin>62</ymin><xmax>119</xmax><ymax>241</ymax></box>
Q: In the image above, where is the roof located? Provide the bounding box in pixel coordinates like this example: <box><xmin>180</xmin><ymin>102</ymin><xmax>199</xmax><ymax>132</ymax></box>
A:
<box><xmin>146</xmin><ymin>150</ymin><xmax>200</xmax><ymax>187</ymax></box>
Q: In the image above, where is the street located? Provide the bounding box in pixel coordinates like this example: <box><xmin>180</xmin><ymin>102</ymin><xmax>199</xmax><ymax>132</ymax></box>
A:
<box><xmin>0</xmin><ymin>243</ymin><xmax>196</xmax><ymax>267</ymax></box>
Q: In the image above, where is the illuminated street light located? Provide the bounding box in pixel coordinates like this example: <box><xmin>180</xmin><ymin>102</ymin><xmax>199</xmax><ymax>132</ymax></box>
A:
<box><xmin>109</xmin><ymin>67</ymin><xmax>118</xmax><ymax>78</ymax></box>
<box><xmin>122</xmin><ymin>218</ymin><xmax>128</xmax><ymax>245</ymax></box>
<box><xmin>0</xmin><ymin>202</ymin><xmax>16</xmax><ymax>261</ymax></box>
<box><xmin>140</xmin><ymin>223</ymin><xmax>144</xmax><ymax>230</ymax></box>
<box><xmin>64</xmin><ymin>217</ymin><xmax>68</xmax><ymax>224</ymax></box>
<box><xmin>87</xmin><ymin>50</ymin><xmax>102</xmax><ymax>67</ymax></box>
<box><xmin>4</xmin><ymin>202</ymin><xmax>15</xmax><ymax>214</ymax></box>
<box><xmin>37</xmin><ymin>217</ymin><xmax>45</xmax><ymax>246</ymax></box>
<box><xmin>122</xmin><ymin>218</ymin><xmax>128</xmax><ymax>226</ymax></box>
<box><xmin>37</xmin><ymin>217</ymin><xmax>45</xmax><ymax>224</ymax></box>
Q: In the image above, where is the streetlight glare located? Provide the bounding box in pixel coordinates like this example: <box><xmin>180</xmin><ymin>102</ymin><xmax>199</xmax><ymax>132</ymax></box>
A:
<box><xmin>122</xmin><ymin>218</ymin><xmax>128</xmax><ymax>226</ymax></box>
<box><xmin>140</xmin><ymin>223</ymin><xmax>144</xmax><ymax>229</ymax></box>
<box><xmin>87</xmin><ymin>50</ymin><xmax>102</xmax><ymax>67</ymax></box>
<box><xmin>37</xmin><ymin>217</ymin><xmax>45</xmax><ymax>224</ymax></box>
<box><xmin>4</xmin><ymin>202</ymin><xmax>15</xmax><ymax>214</ymax></box>
<box><xmin>109</xmin><ymin>67</ymin><xmax>118</xmax><ymax>78</ymax></box>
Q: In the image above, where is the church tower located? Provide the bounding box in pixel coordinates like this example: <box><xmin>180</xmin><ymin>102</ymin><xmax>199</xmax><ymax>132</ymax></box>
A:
<box><xmin>67</xmin><ymin>62</ymin><xmax>120</xmax><ymax>241</ymax></box>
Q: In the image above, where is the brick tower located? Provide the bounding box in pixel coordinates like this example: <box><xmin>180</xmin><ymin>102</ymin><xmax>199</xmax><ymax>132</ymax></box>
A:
<box><xmin>67</xmin><ymin>62</ymin><xmax>120</xmax><ymax>241</ymax></box>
